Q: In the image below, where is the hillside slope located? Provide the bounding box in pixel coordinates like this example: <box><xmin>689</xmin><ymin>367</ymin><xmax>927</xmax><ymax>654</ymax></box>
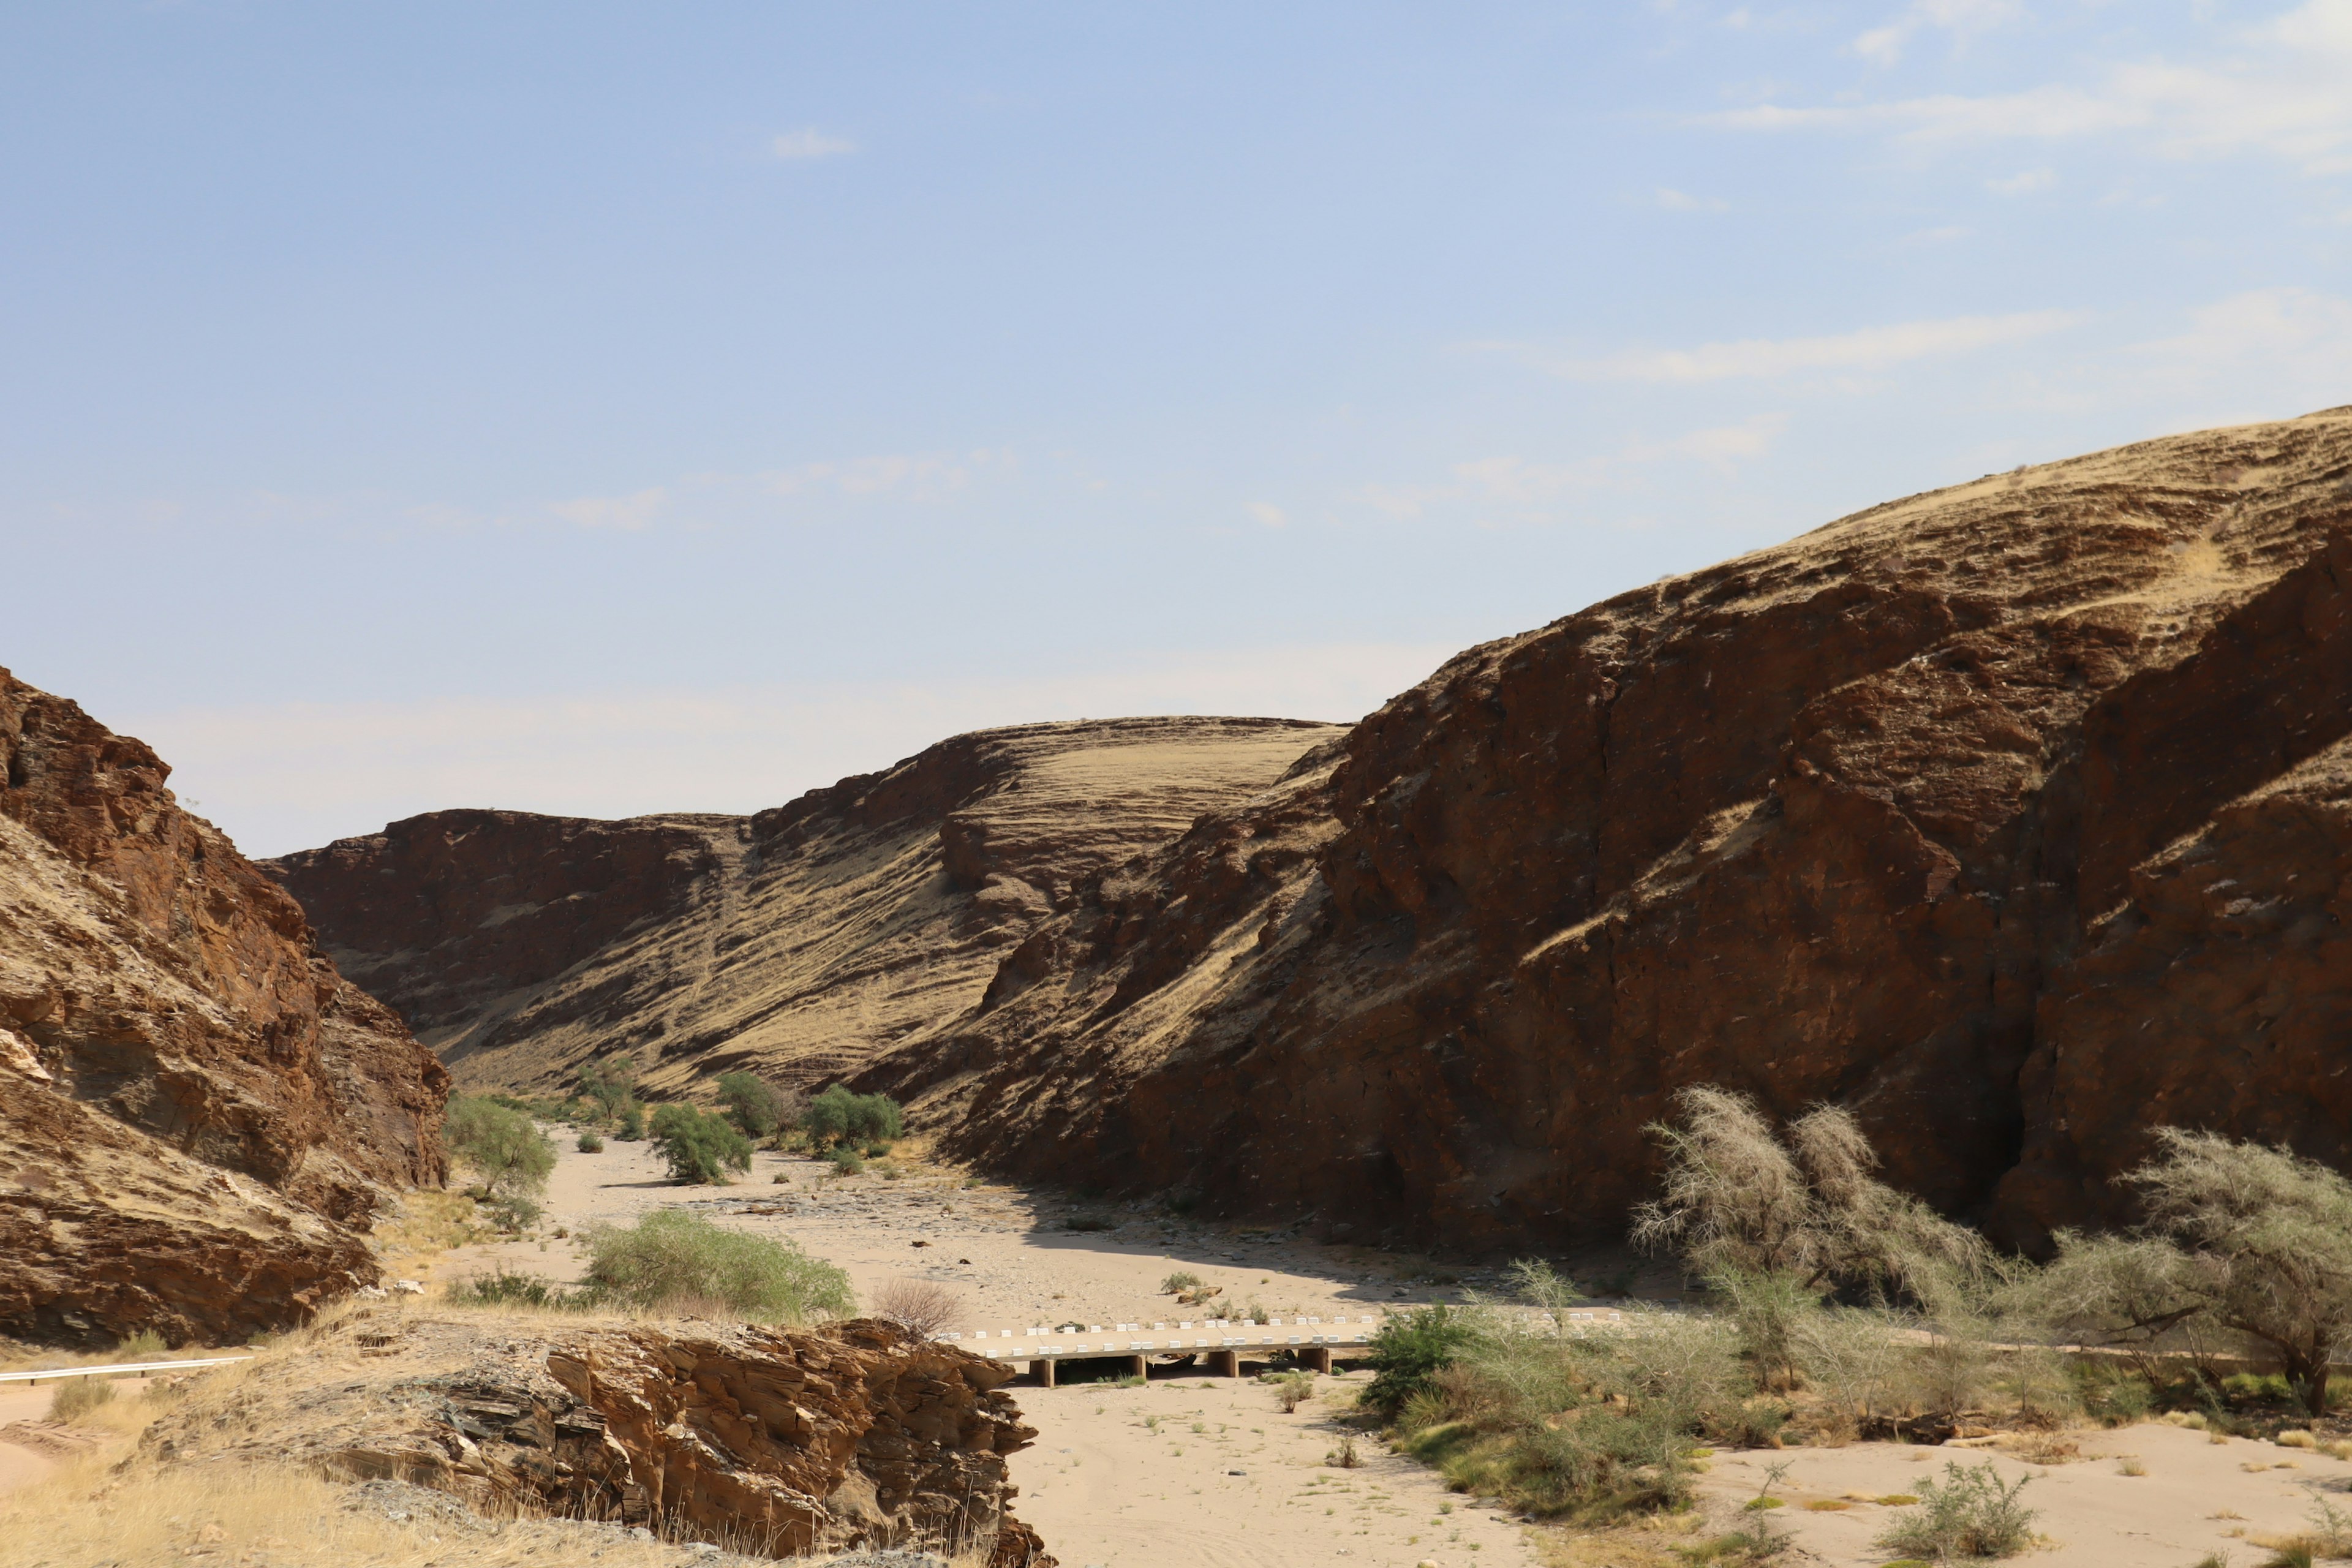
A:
<box><xmin>268</xmin><ymin>717</ymin><xmax>1346</xmax><ymax>1097</ymax></box>
<box><xmin>857</xmin><ymin>407</ymin><xmax>2352</xmax><ymax>1254</ymax></box>
<box><xmin>0</xmin><ymin>669</ymin><xmax>447</xmax><ymax>1344</ymax></box>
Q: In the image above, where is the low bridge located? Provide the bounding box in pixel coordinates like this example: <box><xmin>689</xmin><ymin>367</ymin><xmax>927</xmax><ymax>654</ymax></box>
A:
<box><xmin>933</xmin><ymin>1308</ymin><xmax>1624</xmax><ymax>1387</ymax></box>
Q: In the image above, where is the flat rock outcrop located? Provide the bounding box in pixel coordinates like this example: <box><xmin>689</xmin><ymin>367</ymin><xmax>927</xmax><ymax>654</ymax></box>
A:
<box><xmin>856</xmin><ymin>408</ymin><xmax>2352</xmax><ymax>1253</ymax></box>
<box><xmin>144</xmin><ymin>1310</ymin><xmax>1053</xmax><ymax>1565</ymax></box>
<box><xmin>268</xmin><ymin>717</ymin><xmax>1343</xmax><ymax>1098</ymax></box>
<box><xmin>0</xmin><ymin>670</ymin><xmax>448</xmax><ymax>1344</ymax></box>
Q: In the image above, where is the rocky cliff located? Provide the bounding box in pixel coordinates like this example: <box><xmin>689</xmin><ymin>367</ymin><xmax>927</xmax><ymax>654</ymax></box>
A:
<box><xmin>0</xmin><ymin>669</ymin><xmax>448</xmax><ymax>1345</ymax></box>
<box><xmin>144</xmin><ymin>1309</ymin><xmax>1052</xmax><ymax>1564</ymax></box>
<box><xmin>267</xmin><ymin>717</ymin><xmax>1344</xmax><ymax>1098</ymax></box>
<box><xmin>854</xmin><ymin>407</ymin><xmax>2352</xmax><ymax>1254</ymax></box>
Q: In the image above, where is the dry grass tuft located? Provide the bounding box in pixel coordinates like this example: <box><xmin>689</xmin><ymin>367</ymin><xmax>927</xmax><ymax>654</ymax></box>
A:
<box><xmin>870</xmin><ymin>1278</ymin><xmax>963</xmax><ymax>1338</ymax></box>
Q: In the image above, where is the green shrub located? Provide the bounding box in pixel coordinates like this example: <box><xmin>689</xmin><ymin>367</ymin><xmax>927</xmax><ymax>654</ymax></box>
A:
<box><xmin>50</xmin><ymin>1378</ymin><xmax>115</xmax><ymax>1422</ymax></box>
<box><xmin>1873</xmin><ymin>1461</ymin><xmax>2038</xmax><ymax>1561</ymax></box>
<box><xmin>714</xmin><ymin>1072</ymin><xmax>801</xmax><ymax>1140</ymax></box>
<box><xmin>1161</xmin><ymin>1270</ymin><xmax>1204</xmax><ymax>1293</ymax></box>
<box><xmin>616</xmin><ymin>1099</ymin><xmax>645</xmax><ymax>1140</ymax></box>
<box><xmin>580</xmin><ymin>1210</ymin><xmax>854</xmax><ymax>1322</ymax></box>
<box><xmin>576</xmin><ymin>1129</ymin><xmax>605</xmax><ymax>1153</ymax></box>
<box><xmin>484</xmin><ymin>1191</ymin><xmax>543</xmax><ymax>1231</ymax></box>
<box><xmin>649</xmin><ymin>1102</ymin><xmax>753</xmax><ymax>1184</ymax></box>
<box><xmin>827</xmin><ymin>1145</ymin><xmax>865</xmax><ymax>1175</ymax></box>
<box><xmin>802</xmin><ymin>1085</ymin><xmax>903</xmax><ymax>1150</ymax></box>
<box><xmin>1364</xmin><ymin>1304</ymin><xmax>1477</xmax><ymax>1422</ymax></box>
<box><xmin>445</xmin><ymin>1096</ymin><xmax>556</xmax><ymax>1199</ymax></box>
<box><xmin>115</xmin><ymin>1329</ymin><xmax>167</xmax><ymax>1359</ymax></box>
<box><xmin>448</xmin><ymin>1265</ymin><xmax>575</xmax><ymax>1310</ymax></box>
<box><xmin>578</xmin><ymin>1054</ymin><xmax>638</xmax><ymax>1119</ymax></box>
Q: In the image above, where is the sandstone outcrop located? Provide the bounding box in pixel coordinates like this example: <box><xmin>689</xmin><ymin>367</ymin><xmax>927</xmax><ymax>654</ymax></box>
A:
<box><xmin>144</xmin><ymin>1310</ymin><xmax>1053</xmax><ymax>1564</ymax></box>
<box><xmin>854</xmin><ymin>408</ymin><xmax>2352</xmax><ymax>1253</ymax></box>
<box><xmin>0</xmin><ymin>669</ymin><xmax>448</xmax><ymax>1344</ymax></box>
<box><xmin>268</xmin><ymin>718</ymin><xmax>1343</xmax><ymax>1098</ymax></box>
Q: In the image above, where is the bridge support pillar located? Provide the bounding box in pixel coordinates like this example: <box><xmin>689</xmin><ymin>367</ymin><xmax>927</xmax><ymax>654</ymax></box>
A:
<box><xmin>1128</xmin><ymin>1355</ymin><xmax>1148</xmax><ymax>1379</ymax></box>
<box><xmin>1303</xmin><ymin>1346</ymin><xmax>1333</xmax><ymax>1374</ymax></box>
<box><xmin>1030</xmin><ymin>1359</ymin><xmax>1056</xmax><ymax>1389</ymax></box>
<box><xmin>1208</xmin><ymin>1350</ymin><xmax>1239</xmax><ymax>1378</ymax></box>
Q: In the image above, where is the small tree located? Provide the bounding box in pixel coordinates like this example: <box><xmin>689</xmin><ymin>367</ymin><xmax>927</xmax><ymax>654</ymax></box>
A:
<box><xmin>2043</xmin><ymin>1129</ymin><xmax>2352</xmax><ymax>1417</ymax></box>
<box><xmin>577</xmin><ymin>1054</ymin><xmax>639</xmax><ymax>1120</ymax></box>
<box><xmin>714</xmin><ymin>1072</ymin><xmax>801</xmax><ymax>1141</ymax></box>
<box><xmin>1363</xmin><ymin>1304</ymin><xmax>1478</xmax><ymax>1422</ymax></box>
<box><xmin>802</xmin><ymin>1085</ymin><xmax>904</xmax><ymax>1150</ymax></box>
<box><xmin>648</xmin><ymin>1102</ymin><xmax>753</xmax><ymax>1185</ymax></box>
<box><xmin>445</xmin><ymin>1096</ymin><xmax>556</xmax><ymax>1203</ymax></box>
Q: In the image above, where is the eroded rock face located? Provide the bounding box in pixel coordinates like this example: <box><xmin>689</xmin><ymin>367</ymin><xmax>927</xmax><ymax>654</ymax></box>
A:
<box><xmin>267</xmin><ymin>717</ymin><xmax>1343</xmax><ymax>1099</ymax></box>
<box><xmin>143</xmin><ymin>1312</ymin><xmax>1053</xmax><ymax>1566</ymax></box>
<box><xmin>0</xmin><ymin>669</ymin><xmax>448</xmax><ymax>1344</ymax></box>
<box><xmin>859</xmin><ymin>408</ymin><xmax>2352</xmax><ymax>1253</ymax></box>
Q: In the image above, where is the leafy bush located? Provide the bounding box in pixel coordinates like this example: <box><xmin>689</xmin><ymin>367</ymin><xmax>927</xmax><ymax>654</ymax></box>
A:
<box><xmin>714</xmin><ymin>1072</ymin><xmax>801</xmax><ymax>1140</ymax></box>
<box><xmin>578</xmin><ymin>1054</ymin><xmax>638</xmax><ymax>1119</ymax></box>
<box><xmin>1273</xmin><ymin>1371</ymin><xmax>1315</xmax><ymax>1411</ymax></box>
<box><xmin>1364</xmin><ymin>1304</ymin><xmax>1478</xmax><ymax>1422</ymax></box>
<box><xmin>448</xmin><ymin>1265</ymin><xmax>574</xmax><ymax>1310</ymax></box>
<box><xmin>648</xmin><ymin>1102</ymin><xmax>752</xmax><ymax>1185</ymax></box>
<box><xmin>1873</xmin><ymin>1461</ymin><xmax>2038</xmax><ymax>1561</ymax></box>
<box><xmin>580</xmin><ymin>1210</ymin><xmax>854</xmax><ymax>1322</ymax></box>
<box><xmin>802</xmin><ymin>1085</ymin><xmax>903</xmax><ymax>1150</ymax></box>
<box><xmin>445</xmin><ymin>1096</ymin><xmax>557</xmax><ymax>1200</ymax></box>
<box><xmin>1160</xmin><ymin>1271</ymin><xmax>1204</xmax><ymax>1293</ymax></box>
<box><xmin>116</xmin><ymin>1329</ymin><xmax>167</xmax><ymax>1359</ymax></box>
<box><xmin>616</xmin><ymin>1099</ymin><xmax>644</xmax><ymax>1140</ymax></box>
<box><xmin>827</xmin><ymin>1145</ymin><xmax>865</xmax><ymax>1175</ymax></box>
<box><xmin>50</xmin><ymin>1378</ymin><xmax>115</xmax><ymax>1422</ymax></box>
<box><xmin>576</xmin><ymin>1129</ymin><xmax>605</xmax><ymax>1153</ymax></box>
<box><xmin>2038</xmin><ymin>1129</ymin><xmax>2352</xmax><ymax>1415</ymax></box>
<box><xmin>483</xmin><ymin>1191</ymin><xmax>543</xmax><ymax>1232</ymax></box>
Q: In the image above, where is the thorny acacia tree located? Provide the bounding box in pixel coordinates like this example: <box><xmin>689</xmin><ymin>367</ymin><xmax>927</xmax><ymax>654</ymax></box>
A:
<box><xmin>2040</xmin><ymin>1128</ymin><xmax>2352</xmax><ymax>1417</ymax></box>
<box><xmin>1630</xmin><ymin>1087</ymin><xmax>1991</xmax><ymax>1387</ymax></box>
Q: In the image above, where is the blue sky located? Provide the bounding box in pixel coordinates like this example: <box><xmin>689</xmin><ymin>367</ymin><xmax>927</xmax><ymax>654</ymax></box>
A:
<box><xmin>5</xmin><ymin>1</ymin><xmax>2350</xmax><ymax>854</ymax></box>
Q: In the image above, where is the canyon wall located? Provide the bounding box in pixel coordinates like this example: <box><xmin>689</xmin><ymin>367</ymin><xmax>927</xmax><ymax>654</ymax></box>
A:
<box><xmin>143</xmin><ymin>1310</ymin><xmax>1052</xmax><ymax>1564</ymax></box>
<box><xmin>268</xmin><ymin>717</ymin><xmax>1344</xmax><ymax>1099</ymax></box>
<box><xmin>0</xmin><ymin>669</ymin><xmax>448</xmax><ymax>1344</ymax></box>
<box><xmin>854</xmin><ymin>408</ymin><xmax>2352</xmax><ymax>1254</ymax></box>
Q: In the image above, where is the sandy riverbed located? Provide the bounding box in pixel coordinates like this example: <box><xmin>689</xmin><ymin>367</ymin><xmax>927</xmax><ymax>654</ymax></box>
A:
<box><xmin>417</xmin><ymin>1135</ymin><xmax>2352</xmax><ymax>1566</ymax></box>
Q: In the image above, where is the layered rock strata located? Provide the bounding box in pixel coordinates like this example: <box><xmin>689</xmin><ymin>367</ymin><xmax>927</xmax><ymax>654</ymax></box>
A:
<box><xmin>854</xmin><ymin>407</ymin><xmax>2352</xmax><ymax>1252</ymax></box>
<box><xmin>268</xmin><ymin>717</ymin><xmax>1343</xmax><ymax>1098</ymax></box>
<box><xmin>143</xmin><ymin>1311</ymin><xmax>1053</xmax><ymax>1565</ymax></box>
<box><xmin>0</xmin><ymin>669</ymin><xmax>448</xmax><ymax>1344</ymax></box>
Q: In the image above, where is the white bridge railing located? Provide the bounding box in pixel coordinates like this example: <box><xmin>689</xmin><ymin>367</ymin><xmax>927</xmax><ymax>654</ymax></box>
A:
<box><xmin>932</xmin><ymin>1308</ymin><xmax>1623</xmax><ymax>1360</ymax></box>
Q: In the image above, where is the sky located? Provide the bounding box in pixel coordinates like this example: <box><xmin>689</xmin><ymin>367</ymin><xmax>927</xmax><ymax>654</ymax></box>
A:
<box><xmin>5</xmin><ymin>1</ymin><xmax>2350</xmax><ymax>856</ymax></box>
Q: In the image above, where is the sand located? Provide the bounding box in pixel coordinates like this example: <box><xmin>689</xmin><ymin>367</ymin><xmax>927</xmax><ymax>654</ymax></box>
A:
<box><xmin>1695</xmin><ymin>1423</ymin><xmax>2352</xmax><ymax>1566</ymax></box>
<box><xmin>430</xmin><ymin>1136</ymin><xmax>1540</xmax><ymax>1567</ymax></box>
<box><xmin>424</xmin><ymin>1136</ymin><xmax>2352</xmax><ymax>1566</ymax></box>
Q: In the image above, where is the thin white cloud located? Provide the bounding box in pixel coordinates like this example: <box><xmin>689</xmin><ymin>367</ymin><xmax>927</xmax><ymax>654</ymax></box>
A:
<box><xmin>1360</xmin><ymin>415</ymin><xmax>1789</xmax><ymax>519</ymax></box>
<box><xmin>1478</xmin><ymin>310</ymin><xmax>2079</xmax><ymax>383</ymax></box>
<box><xmin>1986</xmin><ymin>167</ymin><xmax>2057</xmax><ymax>195</ymax></box>
<box><xmin>772</xmin><ymin>128</ymin><xmax>856</xmax><ymax>161</ymax></box>
<box><xmin>1656</xmin><ymin>186</ymin><xmax>1730</xmax><ymax>211</ymax></box>
<box><xmin>124</xmin><ymin>645</ymin><xmax>1455</xmax><ymax>858</ymax></box>
<box><xmin>1247</xmin><ymin>502</ymin><xmax>1287</xmax><ymax>528</ymax></box>
<box><xmin>1853</xmin><ymin>0</ymin><xmax>2025</xmax><ymax>67</ymax></box>
<box><xmin>754</xmin><ymin>448</ymin><xmax>1014</xmax><ymax>502</ymax></box>
<box><xmin>548</xmin><ymin>487</ymin><xmax>666</xmax><ymax>530</ymax></box>
<box><xmin>1716</xmin><ymin>0</ymin><xmax>2352</xmax><ymax>174</ymax></box>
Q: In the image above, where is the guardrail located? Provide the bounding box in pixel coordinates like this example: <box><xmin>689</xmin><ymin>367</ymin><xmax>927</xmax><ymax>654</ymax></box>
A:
<box><xmin>0</xmin><ymin>1355</ymin><xmax>253</xmax><ymax>1386</ymax></box>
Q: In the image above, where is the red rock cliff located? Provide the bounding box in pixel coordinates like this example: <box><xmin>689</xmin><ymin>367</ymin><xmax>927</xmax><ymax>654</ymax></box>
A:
<box><xmin>0</xmin><ymin>669</ymin><xmax>448</xmax><ymax>1344</ymax></box>
<box><xmin>267</xmin><ymin>717</ymin><xmax>1344</xmax><ymax>1101</ymax></box>
<box><xmin>859</xmin><ymin>407</ymin><xmax>2352</xmax><ymax>1254</ymax></box>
